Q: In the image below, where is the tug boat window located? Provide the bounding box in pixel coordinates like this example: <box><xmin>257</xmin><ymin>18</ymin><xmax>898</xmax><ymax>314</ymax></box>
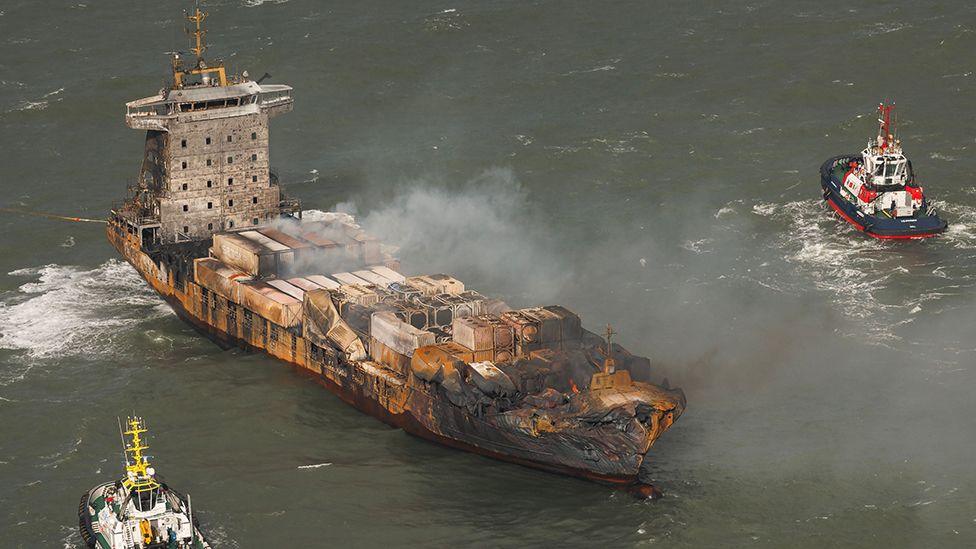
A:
<box><xmin>134</xmin><ymin>487</ymin><xmax>159</xmax><ymax>512</ymax></box>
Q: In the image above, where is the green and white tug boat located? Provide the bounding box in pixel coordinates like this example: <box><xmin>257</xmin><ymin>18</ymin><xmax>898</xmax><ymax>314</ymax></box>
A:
<box><xmin>78</xmin><ymin>417</ymin><xmax>210</xmax><ymax>549</ymax></box>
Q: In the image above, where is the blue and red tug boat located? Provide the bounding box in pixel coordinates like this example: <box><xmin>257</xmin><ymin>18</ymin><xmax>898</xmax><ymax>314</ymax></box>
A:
<box><xmin>820</xmin><ymin>103</ymin><xmax>947</xmax><ymax>239</ymax></box>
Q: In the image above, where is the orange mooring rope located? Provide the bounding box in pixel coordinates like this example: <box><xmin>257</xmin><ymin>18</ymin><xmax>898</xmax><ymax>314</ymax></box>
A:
<box><xmin>0</xmin><ymin>207</ymin><xmax>107</xmax><ymax>224</ymax></box>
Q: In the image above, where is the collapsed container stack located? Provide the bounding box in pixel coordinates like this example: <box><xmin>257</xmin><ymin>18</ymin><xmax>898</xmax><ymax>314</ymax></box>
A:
<box><xmin>190</xmin><ymin>213</ymin><xmax>590</xmax><ymax>396</ymax></box>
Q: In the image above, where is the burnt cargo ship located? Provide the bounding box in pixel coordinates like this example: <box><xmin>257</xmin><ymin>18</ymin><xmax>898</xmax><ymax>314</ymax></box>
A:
<box><xmin>107</xmin><ymin>7</ymin><xmax>685</xmax><ymax>494</ymax></box>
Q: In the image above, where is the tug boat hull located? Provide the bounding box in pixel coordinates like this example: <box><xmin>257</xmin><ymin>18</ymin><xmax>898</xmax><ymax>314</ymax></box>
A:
<box><xmin>820</xmin><ymin>155</ymin><xmax>947</xmax><ymax>239</ymax></box>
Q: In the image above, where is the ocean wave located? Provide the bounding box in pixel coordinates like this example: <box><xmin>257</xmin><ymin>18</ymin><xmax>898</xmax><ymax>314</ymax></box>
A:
<box><xmin>931</xmin><ymin>200</ymin><xmax>976</xmax><ymax>249</ymax></box>
<box><xmin>747</xmin><ymin>197</ymin><xmax>976</xmax><ymax>348</ymax></box>
<box><xmin>0</xmin><ymin>260</ymin><xmax>169</xmax><ymax>369</ymax></box>
<box><xmin>242</xmin><ymin>0</ymin><xmax>289</xmax><ymax>6</ymax></box>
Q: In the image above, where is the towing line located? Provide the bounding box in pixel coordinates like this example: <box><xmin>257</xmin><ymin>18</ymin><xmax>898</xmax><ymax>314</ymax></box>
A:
<box><xmin>0</xmin><ymin>207</ymin><xmax>107</xmax><ymax>224</ymax></box>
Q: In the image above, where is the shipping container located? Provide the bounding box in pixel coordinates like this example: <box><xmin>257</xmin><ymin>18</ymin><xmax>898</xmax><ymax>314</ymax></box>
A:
<box><xmin>287</xmin><ymin>277</ymin><xmax>326</xmax><ymax>292</ymax></box>
<box><xmin>518</xmin><ymin>307</ymin><xmax>561</xmax><ymax>344</ymax></box>
<box><xmin>302</xmin><ymin>288</ymin><xmax>366</xmax><ymax>361</ymax></box>
<box><xmin>500</xmin><ymin>310</ymin><xmax>542</xmax><ymax>356</ymax></box>
<box><xmin>391</xmin><ymin>303</ymin><xmax>430</xmax><ymax>330</ymax></box>
<box><xmin>306</xmin><ymin>274</ymin><xmax>341</xmax><ymax>290</ymax></box>
<box><xmin>193</xmin><ymin>257</ymin><xmax>251</xmax><ymax>302</ymax></box>
<box><xmin>481</xmin><ymin>314</ymin><xmax>515</xmax><ymax>349</ymax></box>
<box><xmin>258</xmin><ymin>227</ymin><xmax>313</xmax><ymax>251</ymax></box>
<box><xmin>352</xmin><ymin>269</ymin><xmax>393</xmax><ymax>288</ymax></box>
<box><xmin>332</xmin><ymin>271</ymin><xmax>373</xmax><ymax>287</ymax></box>
<box><xmin>240</xmin><ymin>230</ymin><xmax>291</xmax><ymax>253</ymax></box>
<box><xmin>239</xmin><ymin>280</ymin><xmax>302</xmax><ymax>328</ymax></box>
<box><xmin>368</xmin><ymin>337</ymin><xmax>411</xmax><ymax>374</ymax></box>
<box><xmin>440</xmin><ymin>340</ymin><xmax>475</xmax><ymax>363</ymax></box>
<box><xmin>441</xmin><ymin>291</ymin><xmax>486</xmax><ymax>319</ymax></box>
<box><xmin>212</xmin><ymin>233</ymin><xmax>277</xmax><ymax>277</ymax></box>
<box><xmin>336</xmin><ymin>284</ymin><xmax>379</xmax><ymax>307</ymax></box>
<box><xmin>416</xmin><ymin>294</ymin><xmax>453</xmax><ymax>327</ymax></box>
<box><xmin>468</xmin><ymin>361</ymin><xmax>516</xmax><ymax>395</ymax></box>
<box><xmin>387</xmin><ymin>281</ymin><xmax>423</xmax><ymax>300</ymax></box>
<box><xmin>543</xmin><ymin>305</ymin><xmax>582</xmax><ymax>342</ymax></box>
<box><xmin>406</xmin><ymin>274</ymin><xmax>464</xmax><ymax>296</ymax></box>
<box><xmin>266</xmin><ymin>279</ymin><xmax>305</xmax><ymax>301</ymax></box>
<box><xmin>370</xmin><ymin>311</ymin><xmax>436</xmax><ymax>357</ymax></box>
<box><xmin>339</xmin><ymin>302</ymin><xmax>372</xmax><ymax>335</ymax></box>
<box><xmin>410</xmin><ymin>344</ymin><xmax>462</xmax><ymax>383</ymax></box>
<box><xmin>295</xmin><ymin>230</ymin><xmax>339</xmax><ymax>249</ymax></box>
<box><xmin>370</xmin><ymin>265</ymin><xmax>406</xmax><ymax>283</ymax></box>
<box><xmin>452</xmin><ymin>316</ymin><xmax>494</xmax><ymax>352</ymax></box>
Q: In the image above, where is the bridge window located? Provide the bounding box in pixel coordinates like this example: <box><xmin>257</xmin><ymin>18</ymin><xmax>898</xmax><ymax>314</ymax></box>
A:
<box><xmin>181</xmin><ymin>183</ymin><xmax>188</xmax><ymax>191</ymax></box>
<box><xmin>251</xmin><ymin>132</ymin><xmax>257</xmax><ymax>140</ymax></box>
<box><xmin>207</xmin><ymin>180</ymin><xmax>213</xmax><ymax>188</ymax></box>
<box><xmin>207</xmin><ymin>202</ymin><xmax>213</xmax><ymax>209</ymax></box>
<box><xmin>181</xmin><ymin>139</ymin><xmax>187</xmax><ymax>148</ymax></box>
<box><xmin>252</xmin><ymin>196</ymin><xmax>257</xmax><ymax>204</ymax></box>
<box><xmin>228</xmin><ymin>177</ymin><xmax>234</xmax><ymax>185</ymax></box>
<box><xmin>252</xmin><ymin>218</ymin><xmax>259</xmax><ymax>225</ymax></box>
<box><xmin>251</xmin><ymin>153</ymin><xmax>257</xmax><ymax>161</ymax></box>
<box><xmin>208</xmin><ymin>223</ymin><xmax>213</xmax><ymax>231</ymax></box>
<box><xmin>228</xmin><ymin>220</ymin><xmax>235</xmax><ymax>228</ymax></box>
<box><xmin>227</xmin><ymin>135</ymin><xmax>233</xmax><ymax>143</ymax></box>
<box><xmin>206</xmin><ymin>159</ymin><xmax>212</xmax><ymax>166</ymax></box>
<box><xmin>228</xmin><ymin>199</ymin><xmax>234</xmax><ymax>207</ymax></box>
<box><xmin>227</xmin><ymin>156</ymin><xmax>233</xmax><ymax>164</ymax></box>
<box><xmin>252</xmin><ymin>175</ymin><xmax>258</xmax><ymax>182</ymax></box>
<box><xmin>181</xmin><ymin>161</ymin><xmax>187</xmax><ymax>169</ymax></box>
<box><xmin>205</xmin><ymin>137</ymin><xmax>212</xmax><ymax>145</ymax></box>
<box><xmin>182</xmin><ymin>204</ymin><xmax>188</xmax><ymax>212</ymax></box>
<box><xmin>183</xmin><ymin>226</ymin><xmax>189</xmax><ymax>234</ymax></box>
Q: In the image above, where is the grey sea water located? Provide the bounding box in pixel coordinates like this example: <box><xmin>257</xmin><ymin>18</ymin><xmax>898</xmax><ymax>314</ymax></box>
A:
<box><xmin>2</xmin><ymin>1</ymin><xmax>976</xmax><ymax>547</ymax></box>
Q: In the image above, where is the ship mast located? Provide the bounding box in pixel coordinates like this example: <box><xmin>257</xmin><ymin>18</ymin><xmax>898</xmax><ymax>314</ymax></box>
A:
<box><xmin>171</xmin><ymin>2</ymin><xmax>228</xmax><ymax>88</ymax></box>
<box><xmin>603</xmin><ymin>324</ymin><xmax>616</xmax><ymax>374</ymax></box>
<box><xmin>122</xmin><ymin>416</ymin><xmax>160</xmax><ymax>494</ymax></box>
<box><xmin>877</xmin><ymin>102</ymin><xmax>895</xmax><ymax>151</ymax></box>
<box><xmin>187</xmin><ymin>5</ymin><xmax>208</xmax><ymax>62</ymax></box>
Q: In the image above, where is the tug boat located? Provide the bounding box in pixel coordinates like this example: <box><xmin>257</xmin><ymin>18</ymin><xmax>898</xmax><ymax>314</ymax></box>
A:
<box><xmin>820</xmin><ymin>103</ymin><xmax>947</xmax><ymax>239</ymax></box>
<box><xmin>78</xmin><ymin>417</ymin><xmax>210</xmax><ymax>549</ymax></box>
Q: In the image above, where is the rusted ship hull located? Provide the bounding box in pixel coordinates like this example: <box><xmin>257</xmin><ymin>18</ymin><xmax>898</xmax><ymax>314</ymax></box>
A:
<box><xmin>107</xmin><ymin>225</ymin><xmax>683</xmax><ymax>487</ymax></box>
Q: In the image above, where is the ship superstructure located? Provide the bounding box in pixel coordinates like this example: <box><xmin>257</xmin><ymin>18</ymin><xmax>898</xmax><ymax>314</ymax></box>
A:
<box><xmin>820</xmin><ymin>103</ymin><xmax>947</xmax><ymax>238</ymax></box>
<box><xmin>78</xmin><ymin>417</ymin><xmax>210</xmax><ymax>549</ymax></box>
<box><xmin>107</xmin><ymin>6</ymin><xmax>685</xmax><ymax>495</ymax></box>
<box><xmin>119</xmin><ymin>6</ymin><xmax>297</xmax><ymax>245</ymax></box>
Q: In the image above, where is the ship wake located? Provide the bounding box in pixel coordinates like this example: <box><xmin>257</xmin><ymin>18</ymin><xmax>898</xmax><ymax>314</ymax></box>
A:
<box><xmin>0</xmin><ymin>260</ymin><xmax>170</xmax><ymax>369</ymax></box>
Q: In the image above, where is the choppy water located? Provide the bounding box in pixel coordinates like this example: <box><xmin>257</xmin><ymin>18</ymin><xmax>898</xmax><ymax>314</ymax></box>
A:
<box><xmin>2</xmin><ymin>1</ymin><xmax>976</xmax><ymax>547</ymax></box>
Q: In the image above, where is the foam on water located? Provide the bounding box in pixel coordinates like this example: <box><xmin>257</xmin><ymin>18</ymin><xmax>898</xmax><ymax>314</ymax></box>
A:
<box><xmin>0</xmin><ymin>260</ymin><xmax>169</xmax><ymax>370</ymax></box>
<box><xmin>748</xmin><ymin>198</ymin><xmax>976</xmax><ymax>348</ymax></box>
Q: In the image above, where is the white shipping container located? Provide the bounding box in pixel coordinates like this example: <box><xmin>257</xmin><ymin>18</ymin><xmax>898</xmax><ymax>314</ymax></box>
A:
<box><xmin>266</xmin><ymin>279</ymin><xmax>305</xmax><ymax>301</ymax></box>
<box><xmin>287</xmin><ymin>277</ymin><xmax>325</xmax><ymax>292</ymax></box>
<box><xmin>353</xmin><ymin>269</ymin><xmax>393</xmax><ymax>287</ymax></box>
<box><xmin>306</xmin><ymin>275</ymin><xmax>341</xmax><ymax>290</ymax></box>
<box><xmin>332</xmin><ymin>272</ymin><xmax>372</xmax><ymax>286</ymax></box>
<box><xmin>453</xmin><ymin>316</ymin><xmax>494</xmax><ymax>352</ymax></box>
<box><xmin>212</xmin><ymin>233</ymin><xmax>274</xmax><ymax>277</ymax></box>
<box><xmin>370</xmin><ymin>312</ymin><xmax>435</xmax><ymax>357</ymax></box>
<box><xmin>370</xmin><ymin>265</ymin><xmax>406</xmax><ymax>283</ymax></box>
